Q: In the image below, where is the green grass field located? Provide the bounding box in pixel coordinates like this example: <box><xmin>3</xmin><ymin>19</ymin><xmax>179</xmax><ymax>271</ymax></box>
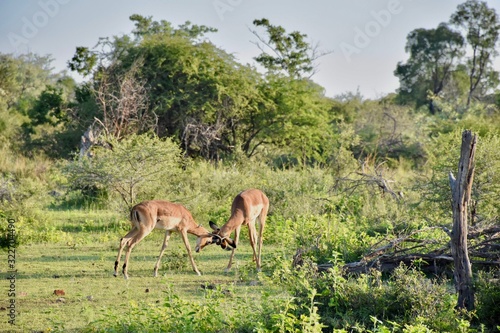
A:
<box><xmin>1</xmin><ymin>209</ymin><xmax>287</xmax><ymax>332</ymax></box>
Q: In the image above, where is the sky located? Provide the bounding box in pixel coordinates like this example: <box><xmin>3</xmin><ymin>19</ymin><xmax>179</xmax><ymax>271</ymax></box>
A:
<box><xmin>1</xmin><ymin>0</ymin><xmax>500</xmax><ymax>100</ymax></box>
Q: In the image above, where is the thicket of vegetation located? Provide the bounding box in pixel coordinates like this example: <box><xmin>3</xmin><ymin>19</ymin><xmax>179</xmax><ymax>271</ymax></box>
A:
<box><xmin>2</xmin><ymin>0</ymin><xmax>500</xmax><ymax>331</ymax></box>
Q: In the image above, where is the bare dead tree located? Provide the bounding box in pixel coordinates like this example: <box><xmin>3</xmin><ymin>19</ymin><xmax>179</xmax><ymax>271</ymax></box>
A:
<box><xmin>94</xmin><ymin>61</ymin><xmax>157</xmax><ymax>139</ymax></box>
<box><xmin>78</xmin><ymin>61</ymin><xmax>158</xmax><ymax>157</ymax></box>
<box><xmin>449</xmin><ymin>130</ymin><xmax>477</xmax><ymax>311</ymax></box>
<box><xmin>93</xmin><ymin>60</ymin><xmax>157</xmax><ymax>140</ymax></box>
<box><xmin>380</xmin><ymin>112</ymin><xmax>405</xmax><ymax>153</ymax></box>
<box><xmin>181</xmin><ymin>118</ymin><xmax>229</xmax><ymax>160</ymax></box>
<box><xmin>337</xmin><ymin>160</ymin><xmax>402</xmax><ymax>200</ymax></box>
<box><xmin>79</xmin><ymin>125</ymin><xmax>100</xmax><ymax>158</ymax></box>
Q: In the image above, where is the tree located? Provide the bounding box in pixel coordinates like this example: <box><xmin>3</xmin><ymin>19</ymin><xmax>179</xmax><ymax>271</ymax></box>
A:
<box><xmin>69</xmin><ymin>15</ymin><xmax>262</xmax><ymax>160</ymax></box>
<box><xmin>68</xmin><ymin>15</ymin><xmax>336</xmax><ymax>163</ymax></box>
<box><xmin>64</xmin><ymin>134</ymin><xmax>183</xmax><ymax>207</ymax></box>
<box><xmin>92</xmin><ymin>61</ymin><xmax>156</xmax><ymax>140</ymax></box>
<box><xmin>251</xmin><ymin>18</ymin><xmax>328</xmax><ymax>78</ymax></box>
<box><xmin>70</xmin><ymin>16</ymin><xmax>259</xmax><ymax>160</ymax></box>
<box><xmin>0</xmin><ymin>53</ymin><xmax>78</xmax><ymax>157</ymax></box>
<box><xmin>257</xmin><ymin>76</ymin><xmax>333</xmax><ymax>165</ymax></box>
<box><xmin>0</xmin><ymin>54</ymin><xmax>19</xmax><ymax>108</ymax></box>
<box><xmin>0</xmin><ymin>53</ymin><xmax>61</xmax><ymax>113</ymax></box>
<box><xmin>395</xmin><ymin>23</ymin><xmax>464</xmax><ymax>114</ymax></box>
<box><xmin>25</xmin><ymin>85</ymin><xmax>65</xmax><ymax>130</ymax></box>
<box><xmin>67</xmin><ymin>47</ymin><xmax>97</xmax><ymax>77</ymax></box>
<box><xmin>449</xmin><ymin>130</ymin><xmax>476</xmax><ymax>311</ymax></box>
<box><xmin>450</xmin><ymin>0</ymin><xmax>500</xmax><ymax>106</ymax></box>
<box><xmin>129</xmin><ymin>14</ymin><xmax>217</xmax><ymax>41</ymax></box>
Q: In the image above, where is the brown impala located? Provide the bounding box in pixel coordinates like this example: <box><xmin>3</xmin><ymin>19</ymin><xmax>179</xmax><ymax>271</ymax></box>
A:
<box><xmin>114</xmin><ymin>200</ymin><xmax>211</xmax><ymax>279</ymax></box>
<box><xmin>209</xmin><ymin>189</ymin><xmax>269</xmax><ymax>272</ymax></box>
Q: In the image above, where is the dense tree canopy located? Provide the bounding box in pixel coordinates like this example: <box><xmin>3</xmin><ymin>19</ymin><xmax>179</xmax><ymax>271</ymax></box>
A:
<box><xmin>1</xmin><ymin>3</ymin><xmax>499</xmax><ymax>165</ymax></box>
<box><xmin>395</xmin><ymin>0</ymin><xmax>500</xmax><ymax>111</ymax></box>
<box><xmin>395</xmin><ymin>23</ymin><xmax>464</xmax><ymax>113</ymax></box>
<box><xmin>450</xmin><ymin>0</ymin><xmax>500</xmax><ymax>105</ymax></box>
<box><xmin>65</xmin><ymin>15</ymin><xmax>335</xmax><ymax>163</ymax></box>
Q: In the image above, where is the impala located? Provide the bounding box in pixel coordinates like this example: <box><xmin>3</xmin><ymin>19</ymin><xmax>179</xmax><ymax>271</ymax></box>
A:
<box><xmin>209</xmin><ymin>189</ymin><xmax>269</xmax><ymax>272</ymax></box>
<box><xmin>114</xmin><ymin>200</ymin><xmax>211</xmax><ymax>279</ymax></box>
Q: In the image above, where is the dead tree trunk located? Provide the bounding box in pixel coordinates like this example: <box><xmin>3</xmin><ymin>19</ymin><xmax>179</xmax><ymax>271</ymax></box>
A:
<box><xmin>449</xmin><ymin>130</ymin><xmax>476</xmax><ymax>311</ymax></box>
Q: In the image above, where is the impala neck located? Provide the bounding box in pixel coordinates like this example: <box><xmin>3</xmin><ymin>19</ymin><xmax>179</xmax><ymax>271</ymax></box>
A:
<box><xmin>219</xmin><ymin>216</ymin><xmax>242</xmax><ymax>237</ymax></box>
<box><xmin>188</xmin><ymin>224</ymin><xmax>210</xmax><ymax>237</ymax></box>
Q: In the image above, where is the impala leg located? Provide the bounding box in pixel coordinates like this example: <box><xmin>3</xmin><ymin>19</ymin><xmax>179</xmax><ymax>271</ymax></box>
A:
<box><xmin>257</xmin><ymin>209</ymin><xmax>268</xmax><ymax>272</ymax></box>
<box><xmin>122</xmin><ymin>227</ymin><xmax>153</xmax><ymax>279</ymax></box>
<box><xmin>153</xmin><ymin>231</ymin><xmax>172</xmax><ymax>277</ymax></box>
<box><xmin>180</xmin><ymin>230</ymin><xmax>201</xmax><ymax>276</ymax></box>
<box><xmin>114</xmin><ymin>227</ymin><xmax>139</xmax><ymax>277</ymax></box>
<box><xmin>248</xmin><ymin>221</ymin><xmax>259</xmax><ymax>264</ymax></box>
<box><xmin>225</xmin><ymin>225</ymin><xmax>241</xmax><ymax>272</ymax></box>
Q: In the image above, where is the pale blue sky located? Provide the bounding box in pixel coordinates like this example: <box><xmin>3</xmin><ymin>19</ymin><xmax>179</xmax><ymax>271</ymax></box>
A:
<box><xmin>1</xmin><ymin>0</ymin><xmax>499</xmax><ymax>99</ymax></box>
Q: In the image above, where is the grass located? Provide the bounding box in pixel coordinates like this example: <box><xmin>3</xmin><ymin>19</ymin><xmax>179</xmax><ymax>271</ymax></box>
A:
<box><xmin>1</xmin><ymin>208</ymin><xmax>288</xmax><ymax>333</ymax></box>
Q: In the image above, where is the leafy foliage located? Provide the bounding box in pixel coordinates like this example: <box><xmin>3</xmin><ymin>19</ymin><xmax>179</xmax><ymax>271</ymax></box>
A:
<box><xmin>3</xmin><ymin>5</ymin><xmax>500</xmax><ymax>332</ymax></box>
<box><xmin>450</xmin><ymin>0</ymin><xmax>500</xmax><ymax>105</ymax></box>
<box><xmin>251</xmin><ymin>18</ymin><xmax>321</xmax><ymax>78</ymax></box>
<box><xmin>63</xmin><ymin>134</ymin><xmax>183</xmax><ymax>208</ymax></box>
<box><xmin>395</xmin><ymin>23</ymin><xmax>464</xmax><ymax>113</ymax></box>
<box><xmin>395</xmin><ymin>0</ymin><xmax>500</xmax><ymax>110</ymax></box>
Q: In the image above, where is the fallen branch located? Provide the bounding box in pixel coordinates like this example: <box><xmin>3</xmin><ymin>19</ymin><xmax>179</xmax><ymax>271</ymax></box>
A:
<box><xmin>293</xmin><ymin>223</ymin><xmax>500</xmax><ymax>276</ymax></box>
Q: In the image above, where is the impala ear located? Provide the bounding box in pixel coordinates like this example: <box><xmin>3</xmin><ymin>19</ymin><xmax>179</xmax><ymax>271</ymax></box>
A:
<box><xmin>209</xmin><ymin>221</ymin><xmax>220</xmax><ymax>231</ymax></box>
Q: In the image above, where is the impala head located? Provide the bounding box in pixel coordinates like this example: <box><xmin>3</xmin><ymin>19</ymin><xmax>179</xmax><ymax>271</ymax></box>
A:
<box><xmin>194</xmin><ymin>236</ymin><xmax>211</xmax><ymax>253</ymax></box>
<box><xmin>195</xmin><ymin>225</ymin><xmax>214</xmax><ymax>253</ymax></box>
<box><xmin>209</xmin><ymin>221</ymin><xmax>236</xmax><ymax>250</ymax></box>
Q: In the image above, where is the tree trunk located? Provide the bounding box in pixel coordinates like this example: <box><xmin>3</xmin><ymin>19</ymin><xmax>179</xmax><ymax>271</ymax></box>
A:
<box><xmin>448</xmin><ymin>130</ymin><xmax>476</xmax><ymax>311</ymax></box>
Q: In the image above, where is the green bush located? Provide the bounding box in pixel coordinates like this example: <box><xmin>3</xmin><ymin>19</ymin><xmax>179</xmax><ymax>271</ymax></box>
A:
<box><xmin>418</xmin><ymin>130</ymin><xmax>500</xmax><ymax>227</ymax></box>
<box><xmin>262</xmin><ymin>258</ymin><xmax>464</xmax><ymax>332</ymax></box>
<box><xmin>0</xmin><ymin>203</ymin><xmax>72</xmax><ymax>247</ymax></box>
<box><xmin>475</xmin><ymin>271</ymin><xmax>500</xmax><ymax>329</ymax></box>
<box><xmin>63</xmin><ymin>133</ymin><xmax>184</xmax><ymax>208</ymax></box>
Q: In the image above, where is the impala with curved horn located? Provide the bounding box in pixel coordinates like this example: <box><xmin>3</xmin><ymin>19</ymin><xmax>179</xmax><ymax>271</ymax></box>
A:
<box><xmin>114</xmin><ymin>200</ymin><xmax>212</xmax><ymax>279</ymax></box>
<box><xmin>209</xmin><ymin>189</ymin><xmax>269</xmax><ymax>272</ymax></box>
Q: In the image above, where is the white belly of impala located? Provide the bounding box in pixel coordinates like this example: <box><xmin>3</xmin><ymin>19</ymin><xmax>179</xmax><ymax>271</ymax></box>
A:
<box><xmin>249</xmin><ymin>204</ymin><xmax>264</xmax><ymax>221</ymax></box>
<box><xmin>155</xmin><ymin>216</ymin><xmax>182</xmax><ymax>231</ymax></box>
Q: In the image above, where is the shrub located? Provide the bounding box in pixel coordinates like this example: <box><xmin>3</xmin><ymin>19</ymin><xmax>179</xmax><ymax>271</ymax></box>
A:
<box><xmin>417</xmin><ymin>130</ymin><xmax>500</xmax><ymax>227</ymax></box>
<box><xmin>63</xmin><ymin>133</ymin><xmax>184</xmax><ymax>208</ymax></box>
<box><xmin>0</xmin><ymin>203</ymin><xmax>72</xmax><ymax>247</ymax></box>
<box><xmin>263</xmin><ymin>258</ymin><xmax>463</xmax><ymax>332</ymax></box>
<box><xmin>475</xmin><ymin>270</ymin><xmax>500</xmax><ymax>329</ymax></box>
